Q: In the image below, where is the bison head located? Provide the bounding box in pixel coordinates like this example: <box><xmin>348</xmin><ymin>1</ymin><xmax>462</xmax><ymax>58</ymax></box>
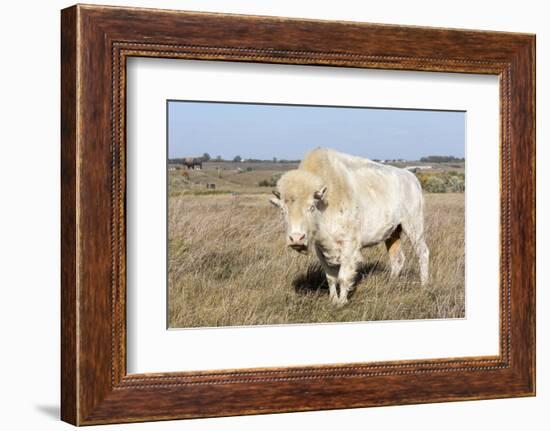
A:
<box><xmin>269</xmin><ymin>170</ymin><xmax>327</xmax><ymax>254</ymax></box>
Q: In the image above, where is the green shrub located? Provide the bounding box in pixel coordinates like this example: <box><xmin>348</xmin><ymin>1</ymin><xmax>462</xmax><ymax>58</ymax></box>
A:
<box><xmin>424</xmin><ymin>176</ymin><xmax>447</xmax><ymax>193</ymax></box>
<box><xmin>416</xmin><ymin>171</ymin><xmax>465</xmax><ymax>193</ymax></box>
<box><xmin>448</xmin><ymin>176</ymin><xmax>465</xmax><ymax>192</ymax></box>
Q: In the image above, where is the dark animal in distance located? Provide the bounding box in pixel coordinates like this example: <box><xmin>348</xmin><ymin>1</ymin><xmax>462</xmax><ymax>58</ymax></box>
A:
<box><xmin>183</xmin><ymin>157</ymin><xmax>203</xmax><ymax>170</ymax></box>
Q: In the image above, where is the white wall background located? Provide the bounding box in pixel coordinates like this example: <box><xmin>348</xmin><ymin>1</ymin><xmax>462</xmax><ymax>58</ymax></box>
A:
<box><xmin>0</xmin><ymin>1</ymin><xmax>546</xmax><ymax>429</ymax></box>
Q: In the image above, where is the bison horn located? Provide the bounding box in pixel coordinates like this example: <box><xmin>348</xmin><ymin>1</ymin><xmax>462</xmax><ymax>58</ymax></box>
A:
<box><xmin>314</xmin><ymin>186</ymin><xmax>328</xmax><ymax>200</ymax></box>
<box><xmin>272</xmin><ymin>190</ymin><xmax>281</xmax><ymax>199</ymax></box>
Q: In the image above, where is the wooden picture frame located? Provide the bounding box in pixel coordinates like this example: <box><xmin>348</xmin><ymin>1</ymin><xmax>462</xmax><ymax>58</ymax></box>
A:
<box><xmin>61</xmin><ymin>4</ymin><xmax>535</xmax><ymax>425</ymax></box>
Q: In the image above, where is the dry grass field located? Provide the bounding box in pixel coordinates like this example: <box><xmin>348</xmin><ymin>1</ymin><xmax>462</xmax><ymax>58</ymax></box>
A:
<box><xmin>167</xmin><ymin>164</ymin><xmax>465</xmax><ymax>328</ymax></box>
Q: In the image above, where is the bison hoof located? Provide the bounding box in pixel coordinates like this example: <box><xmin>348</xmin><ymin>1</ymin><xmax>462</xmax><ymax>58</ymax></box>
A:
<box><xmin>332</xmin><ymin>296</ymin><xmax>348</xmax><ymax>307</ymax></box>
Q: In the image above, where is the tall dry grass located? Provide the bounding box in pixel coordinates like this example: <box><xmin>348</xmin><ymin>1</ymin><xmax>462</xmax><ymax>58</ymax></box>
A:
<box><xmin>168</xmin><ymin>191</ymin><xmax>465</xmax><ymax>328</ymax></box>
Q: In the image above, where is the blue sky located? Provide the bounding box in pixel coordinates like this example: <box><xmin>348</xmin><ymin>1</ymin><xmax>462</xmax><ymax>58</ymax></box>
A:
<box><xmin>168</xmin><ymin>101</ymin><xmax>465</xmax><ymax>161</ymax></box>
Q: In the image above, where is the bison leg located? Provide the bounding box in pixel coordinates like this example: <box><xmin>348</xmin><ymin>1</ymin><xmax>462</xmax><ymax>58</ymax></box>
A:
<box><xmin>413</xmin><ymin>238</ymin><xmax>430</xmax><ymax>285</ymax></box>
<box><xmin>325</xmin><ymin>271</ymin><xmax>339</xmax><ymax>303</ymax></box>
<box><xmin>315</xmin><ymin>248</ymin><xmax>341</xmax><ymax>304</ymax></box>
<box><xmin>336</xmin><ymin>265</ymin><xmax>353</xmax><ymax>306</ymax></box>
<box><xmin>385</xmin><ymin>228</ymin><xmax>405</xmax><ymax>279</ymax></box>
<box><xmin>402</xmin><ymin>220</ymin><xmax>430</xmax><ymax>285</ymax></box>
<box><xmin>335</xmin><ymin>255</ymin><xmax>361</xmax><ymax>306</ymax></box>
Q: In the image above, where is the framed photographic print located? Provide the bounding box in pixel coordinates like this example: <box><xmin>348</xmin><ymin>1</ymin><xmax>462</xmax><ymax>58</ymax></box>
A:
<box><xmin>61</xmin><ymin>4</ymin><xmax>536</xmax><ymax>425</ymax></box>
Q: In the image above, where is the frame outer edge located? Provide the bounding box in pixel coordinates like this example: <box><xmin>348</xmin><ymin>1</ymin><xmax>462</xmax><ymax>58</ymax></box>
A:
<box><xmin>61</xmin><ymin>4</ymin><xmax>536</xmax><ymax>424</ymax></box>
<box><xmin>508</xmin><ymin>35</ymin><xmax>536</xmax><ymax>395</ymax></box>
<box><xmin>525</xmin><ymin>35</ymin><xmax>536</xmax><ymax>396</ymax></box>
<box><xmin>61</xmin><ymin>5</ymin><xmax>79</xmax><ymax>426</ymax></box>
<box><xmin>524</xmin><ymin>34</ymin><xmax>536</xmax><ymax>395</ymax></box>
<box><xmin>531</xmin><ymin>34</ymin><xmax>536</xmax><ymax>396</ymax></box>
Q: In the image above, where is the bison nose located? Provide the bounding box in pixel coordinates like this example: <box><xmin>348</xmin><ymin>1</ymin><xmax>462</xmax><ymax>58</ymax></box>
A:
<box><xmin>288</xmin><ymin>233</ymin><xmax>306</xmax><ymax>245</ymax></box>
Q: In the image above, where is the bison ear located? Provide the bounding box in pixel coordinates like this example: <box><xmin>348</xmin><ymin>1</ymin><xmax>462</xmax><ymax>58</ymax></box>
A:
<box><xmin>313</xmin><ymin>185</ymin><xmax>328</xmax><ymax>201</ymax></box>
<box><xmin>272</xmin><ymin>190</ymin><xmax>281</xmax><ymax>199</ymax></box>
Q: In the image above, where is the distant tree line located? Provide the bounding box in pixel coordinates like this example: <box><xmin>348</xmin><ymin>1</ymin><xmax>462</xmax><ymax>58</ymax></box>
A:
<box><xmin>169</xmin><ymin>154</ymin><xmax>300</xmax><ymax>164</ymax></box>
<box><xmin>419</xmin><ymin>155</ymin><xmax>465</xmax><ymax>163</ymax></box>
<box><xmin>239</xmin><ymin>158</ymin><xmax>301</xmax><ymax>163</ymax></box>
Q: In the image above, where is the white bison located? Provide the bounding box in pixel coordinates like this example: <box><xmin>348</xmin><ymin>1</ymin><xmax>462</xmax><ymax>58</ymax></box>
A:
<box><xmin>270</xmin><ymin>148</ymin><xmax>429</xmax><ymax>306</ymax></box>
